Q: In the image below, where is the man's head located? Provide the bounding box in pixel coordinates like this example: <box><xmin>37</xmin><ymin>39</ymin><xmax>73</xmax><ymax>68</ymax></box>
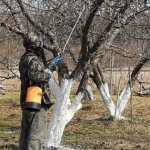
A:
<box><xmin>23</xmin><ymin>32</ymin><xmax>44</xmax><ymax>51</ymax></box>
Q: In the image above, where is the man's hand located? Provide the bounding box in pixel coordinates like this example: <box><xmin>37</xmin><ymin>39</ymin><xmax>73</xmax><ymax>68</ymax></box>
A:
<box><xmin>51</xmin><ymin>54</ymin><xmax>62</xmax><ymax>66</ymax></box>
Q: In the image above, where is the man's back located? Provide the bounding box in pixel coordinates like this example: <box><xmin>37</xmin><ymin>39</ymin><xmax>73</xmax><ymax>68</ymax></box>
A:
<box><xmin>19</xmin><ymin>51</ymin><xmax>45</xmax><ymax>107</ymax></box>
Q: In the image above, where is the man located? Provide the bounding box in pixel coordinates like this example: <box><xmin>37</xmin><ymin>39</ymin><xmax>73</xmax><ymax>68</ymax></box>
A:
<box><xmin>19</xmin><ymin>33</ymin><xmax>61</xmax><ymax>150</ymax></box>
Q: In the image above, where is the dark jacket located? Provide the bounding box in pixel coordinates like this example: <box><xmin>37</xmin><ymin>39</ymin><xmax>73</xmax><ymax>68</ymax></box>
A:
<box><xmin>19</xmin><ymin>50</ymin><xmax>51</xmax><ymax>108</ymax></box>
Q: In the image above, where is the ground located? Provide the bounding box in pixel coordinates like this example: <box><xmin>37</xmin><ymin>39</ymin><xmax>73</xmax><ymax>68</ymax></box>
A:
<box><xmin>0</xmin><ymin>92</ymin><xmax>149</xmax><ymax>150</ymax></box>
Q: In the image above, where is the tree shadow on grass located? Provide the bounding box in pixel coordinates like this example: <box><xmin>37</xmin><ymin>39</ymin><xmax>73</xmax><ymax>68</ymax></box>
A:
<box><xmin>94</xmin><ymin>116</ymin><xmax>114</xmax><ymax>126</ymax></box>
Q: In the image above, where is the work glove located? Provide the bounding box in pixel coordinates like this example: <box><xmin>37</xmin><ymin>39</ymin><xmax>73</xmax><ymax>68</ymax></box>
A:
<box><xmin>44</xmin><ymin>68</ymin><xmax>52</xmax><ymax>77</ymax></box>
<box><xmin>51</xmin><ymin>54</ymin><xmax>63</xmax><ymax>66</ymax></box>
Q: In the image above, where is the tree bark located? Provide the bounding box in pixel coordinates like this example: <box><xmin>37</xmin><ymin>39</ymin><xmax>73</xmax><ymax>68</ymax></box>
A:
<box><xmin>44</xmin><ymin>78</ymin><xmax>83</xmax><ymax>148</ymax></box>
<box><xmin>92</xmin><ymin>64</ymin><xmax>115</xmax><ymax>117</ymax></box>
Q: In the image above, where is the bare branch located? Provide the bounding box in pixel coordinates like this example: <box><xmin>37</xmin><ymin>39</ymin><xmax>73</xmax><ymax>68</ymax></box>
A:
<box><xmin>16</xmin><ymin>0</ymin><xmax>55</xmax><ymax>44</ymax></box>
<box><xmin>109</xmin><ymin>44</ymin><xmax>136</xmax><ymax>58</ymax></box>
<box><xmin>0</xmin><ymin>22</ymin><xmax>24</xmax><ymax>37</ymax></box>
<box><xmin>1</xmin><ymin>0</ymin><xmax>24</xmax><ymax>31</ymax></box>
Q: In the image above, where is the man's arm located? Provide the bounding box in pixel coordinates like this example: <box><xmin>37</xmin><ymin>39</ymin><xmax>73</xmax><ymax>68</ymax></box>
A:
<box><xmin>28</xmin><ymin>57</ymin><xmax>51</xmax><ymax>82</ymax></box>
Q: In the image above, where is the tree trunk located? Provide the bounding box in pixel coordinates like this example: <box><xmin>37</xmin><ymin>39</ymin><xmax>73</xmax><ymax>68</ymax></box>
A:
<box><xmin>83</xmin><ymin>84</ymin><xmax>95</xmax><ymax>101</ymax></box>
<box><xmin>92</xmin><ymin>50</ymin><xmax>150</xmax><ymax>120</ymax></box>
<box><xmin>92</xmin><ymin>64</ymin><xmax>115</xmax><ymax>117</ymax></box>
<box><xmin>115</xmin><ymin>51</ymin><xmax>150</xmax><ymax>119</ymax></box>
<box><xmin>115</xmin><ymin>83</ymin><xmax>131</xmax><ymax>120</ymax></box>
<box><xmin>44</xmin><ymin>78</ymin><xmax>83</xmax><ymax>148</ymax></box>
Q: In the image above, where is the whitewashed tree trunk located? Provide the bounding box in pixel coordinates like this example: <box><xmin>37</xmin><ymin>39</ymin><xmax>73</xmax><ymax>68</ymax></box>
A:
<box><xmin>98</xmin><ymin>82</ymin><xmax>131</xmax><ymax>120</ymax></box>
<box><xmin>44</xmin><ymin>78</ymin><xmax>83</xmax><ymax>148</ymax></box>
<box><xmin>83</xmin><ymin>84</ymin><xmax>95</xmax><ymax>101</ymax></box>
<box><xmin>94</xmin><ymin>51</ymin><xmax>149</xmax><ymax>120</ymax></box>
<box><xmin>115</xmin><ymin>83</ymin><xmax>131</xmax><ymax>120</ymax></box>
<box><xmin>99</xmin><ymin>83</ymin><xmax>115</xmax><ymax>117</ymax></box>
<box><xmin>114</xmin><ymin>49</ymin><xmax>150</xmax><ymax>120</ymax></box>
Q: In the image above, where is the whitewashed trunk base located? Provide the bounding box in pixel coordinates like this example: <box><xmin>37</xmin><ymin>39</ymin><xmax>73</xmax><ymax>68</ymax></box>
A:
<box><xmin>44</xmin><ymin>79</ymin><xmax>83</xmax><ymax>148</ymax></box>
<box><xmin>99</xmin><ymin>83</ymin><xmax>115</xmax><ymax>117</ymax></box>
<box><xmin>115</xmin><ymin>84</ymin><xmax>131</xmax><ymax>120</ymax></box>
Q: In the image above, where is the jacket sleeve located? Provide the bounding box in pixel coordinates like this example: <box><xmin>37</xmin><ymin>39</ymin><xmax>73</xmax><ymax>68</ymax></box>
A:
<box><xmin>28</xmin><ymin>56</ymin><xmax>50</xmax><ymax>82</ymax></box>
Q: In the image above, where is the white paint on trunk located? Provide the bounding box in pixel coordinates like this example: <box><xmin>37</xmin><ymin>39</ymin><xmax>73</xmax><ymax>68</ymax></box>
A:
<box><xmin>115</xmin><ymin>83</ymin><xmax>131</xmax><ymax>120</ymax></box>
<box><xmin>44</xmin><ymin>78</ymin><xmax>83</xmax><ymax>148</ymax></box>
<box><xmin>83</xmin><ymin>85</ymin><xmax>95</xmax><ymax>101</ymax></box>
<box><xmin>99</xmin><ymin>83</ymin><xmax>115</xmax><ymax>117</ymax></box>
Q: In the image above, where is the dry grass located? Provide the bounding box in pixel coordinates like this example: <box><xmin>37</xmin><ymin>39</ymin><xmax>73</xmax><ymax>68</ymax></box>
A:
<box><xmin>62</xmin><ymin>95</ymin><xmax>150</xmax><ymax>150</ymax></box>
<box><xmin>0</xmin><ymin>92</ymin><xmax>149</xmax><ymax>150</ymax></box>
<box><xmin>0</xmin><ymin>92</ymin><xmax>21</xmax><ymax>149</ymax></box>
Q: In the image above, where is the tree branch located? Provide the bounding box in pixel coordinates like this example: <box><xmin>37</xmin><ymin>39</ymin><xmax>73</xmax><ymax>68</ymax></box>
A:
<box><xmin>0</xmin><ymin>22</ymin><xmax>24</xmax><ymax>37</ymax></box>
<box><xmin>16</xmin><ymin>0</ymin><xmax>55</xmax><ymax>44</ymax></box>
